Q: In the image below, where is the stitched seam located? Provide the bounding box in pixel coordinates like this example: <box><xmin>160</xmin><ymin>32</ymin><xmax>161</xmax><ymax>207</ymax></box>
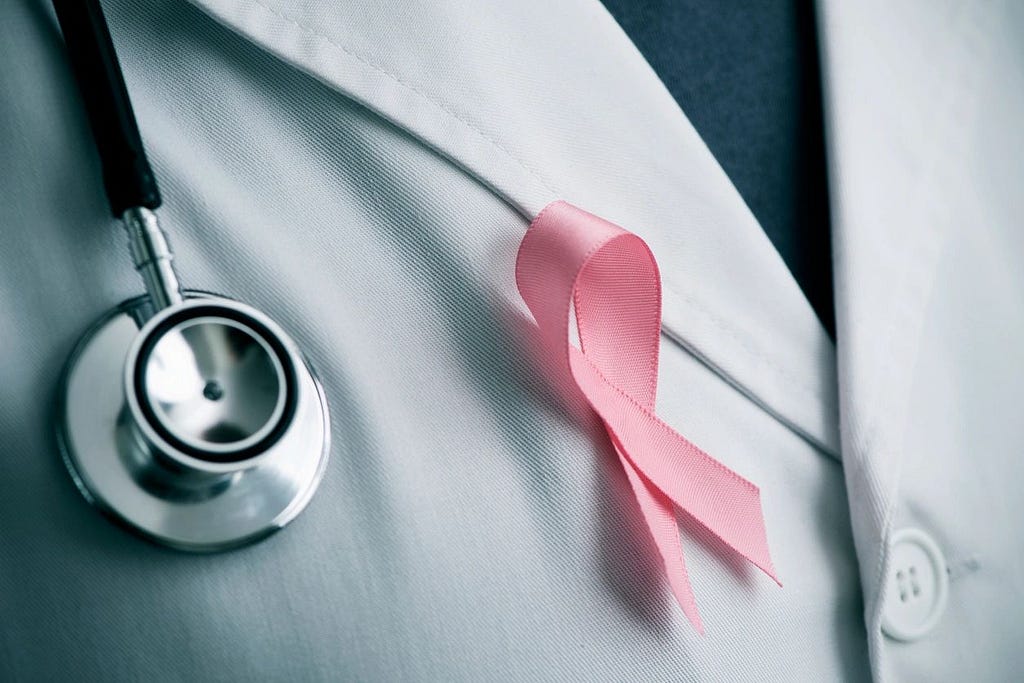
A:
<box><xmin>247</xmin><ymin>0</ymin><xmax>555</xmax><ymax>196</ymax></box>
<box><xmin>247</xmin><ymin>0</ymin><xmax>818</xmax><ymax>407</ymax></box>
<box><xmin>664</xmin><ymin>282</ymin><xmax>828</xmax><ymax>402</ymax></box>
<box><xmin>231</xmin><ymin>2</ymin><xmax>827</xmax><ymax>441</ymax></box>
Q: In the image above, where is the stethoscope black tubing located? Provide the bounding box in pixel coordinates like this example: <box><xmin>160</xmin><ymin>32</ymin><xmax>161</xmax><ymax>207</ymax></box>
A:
<box><xmin>51</xmin><ymin>0</ymin><xmax>161</xmax><ymax>217</ymax></box>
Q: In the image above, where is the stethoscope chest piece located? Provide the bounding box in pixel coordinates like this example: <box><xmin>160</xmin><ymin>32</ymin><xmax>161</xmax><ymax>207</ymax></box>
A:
<box><xmin>50</xmin><ymin>1</ymin><xmax>330</xmax><ymax>551</ymax></box>
<box><xmin>57</xmin><ymin>293</ymin><xmax>331</xmax><ymax>551</ymax></box>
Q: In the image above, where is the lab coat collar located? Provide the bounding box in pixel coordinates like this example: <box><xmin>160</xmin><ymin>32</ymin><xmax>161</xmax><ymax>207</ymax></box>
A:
<box><xmin>186</xmin><ymin>0</ymin><xmax>840</xmax><ymax>459</ymax></box>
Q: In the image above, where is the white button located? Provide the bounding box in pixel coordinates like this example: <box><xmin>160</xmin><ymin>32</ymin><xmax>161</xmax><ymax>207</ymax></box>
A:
<box><xmin>881</xmin><ymin>528</ymin><xmax>949</xmax><ymax>641</ymax></box>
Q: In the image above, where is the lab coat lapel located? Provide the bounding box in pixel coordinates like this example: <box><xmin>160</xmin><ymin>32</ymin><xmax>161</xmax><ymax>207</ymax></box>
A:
<box><xmin>185</xmin><ymin>0</ymin><xmax>840</xmax><ymax>457</ymax></box>
<box><xmin>815</xmin><ymin>0</ymin><xmax>1007</xmax><ymax>667</ymax></box>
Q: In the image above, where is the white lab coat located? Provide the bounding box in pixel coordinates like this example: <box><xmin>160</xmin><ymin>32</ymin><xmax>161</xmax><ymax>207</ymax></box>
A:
<box><xmin>0</xmin><ymin>0</ymin><xmax>1020</xmax><ymax>680</ymax></box>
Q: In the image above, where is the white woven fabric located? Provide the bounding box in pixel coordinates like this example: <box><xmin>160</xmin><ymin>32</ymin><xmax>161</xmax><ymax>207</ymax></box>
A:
<box><xmin>0</xmin><ymin>0</ymin><xmax>1020</xmax><ymax>680</ymax></box>
<box><xmin>819</xmin><ymin>0</ymin><xmax>1024</xmax><ymax>679</ymax></box>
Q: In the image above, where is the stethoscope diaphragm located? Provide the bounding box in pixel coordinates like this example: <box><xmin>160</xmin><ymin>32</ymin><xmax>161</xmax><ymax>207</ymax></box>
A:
<box><xmin>57</xmin><ymin>294</ymin><xmax>331</xmax><ymax>551</ymax></box>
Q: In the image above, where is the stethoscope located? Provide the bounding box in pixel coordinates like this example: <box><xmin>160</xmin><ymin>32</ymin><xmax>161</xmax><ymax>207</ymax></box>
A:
<box><xmin>51</xmin><ymin>0</ymin><xmax>330</xmax><ymax>551</ymax></box>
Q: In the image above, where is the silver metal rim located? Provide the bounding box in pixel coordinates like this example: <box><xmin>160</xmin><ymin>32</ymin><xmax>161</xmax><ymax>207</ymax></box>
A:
<box><xmin>56</xmin><ymin>292</ymin><xmax>331</xmax><ymax>552</ymax></box>
<box><xmin>135</xmin><ymin>313</ymin><xmax>290</xmax><ymax>456</ymax></box>
<box><xmin>123</xmin><ymin>298</ymin><xmax>303</xmax><ymax>474</ymax></box>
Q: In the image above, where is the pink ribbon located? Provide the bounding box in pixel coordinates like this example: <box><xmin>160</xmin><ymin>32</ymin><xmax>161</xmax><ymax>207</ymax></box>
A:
<box><xmin>515</xmin><ymin>201</ymin><xmax>780</xmax><ymax>633</ymax></box>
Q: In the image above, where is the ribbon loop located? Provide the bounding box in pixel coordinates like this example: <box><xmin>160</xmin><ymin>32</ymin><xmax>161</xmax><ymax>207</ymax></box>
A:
<box><xmin>515</xmin><ymin>201</ymin><xmax>779</xmax><ymax>633</ymax></box>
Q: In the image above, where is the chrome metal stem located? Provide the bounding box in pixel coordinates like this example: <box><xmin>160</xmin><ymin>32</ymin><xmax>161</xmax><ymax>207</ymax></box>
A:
<box><xmin>121</xmin><ymin>207</ymin><xmax>183</xmax><ymax>311</ymax></box>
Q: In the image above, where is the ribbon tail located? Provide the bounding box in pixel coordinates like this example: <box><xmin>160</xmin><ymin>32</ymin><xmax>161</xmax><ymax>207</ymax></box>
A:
<box><xmin>620</xmin><ymin>431</ymin><xmax>781</xmax><ymax>588</ymax></box>
<box><xmin>615</xmin><ymin>443</ymin><xmax>704</xmax><ymax>633</ymax></box>
<box><xmin>572</xmin><ymin>350</ymin><xmax>781</xmax><ymax>587</ymax></box>
<box><xmin>731</xmin><ymin>491</ymin><xmax>781</xmax><ymax>587</ymax></box>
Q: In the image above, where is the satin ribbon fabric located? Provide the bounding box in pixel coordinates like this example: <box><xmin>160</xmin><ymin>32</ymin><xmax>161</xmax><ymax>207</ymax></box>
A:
<box><xmin>515</xmin><ymin>201</ymin><xmax>780</xmax><ymax>633</ymax></box>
